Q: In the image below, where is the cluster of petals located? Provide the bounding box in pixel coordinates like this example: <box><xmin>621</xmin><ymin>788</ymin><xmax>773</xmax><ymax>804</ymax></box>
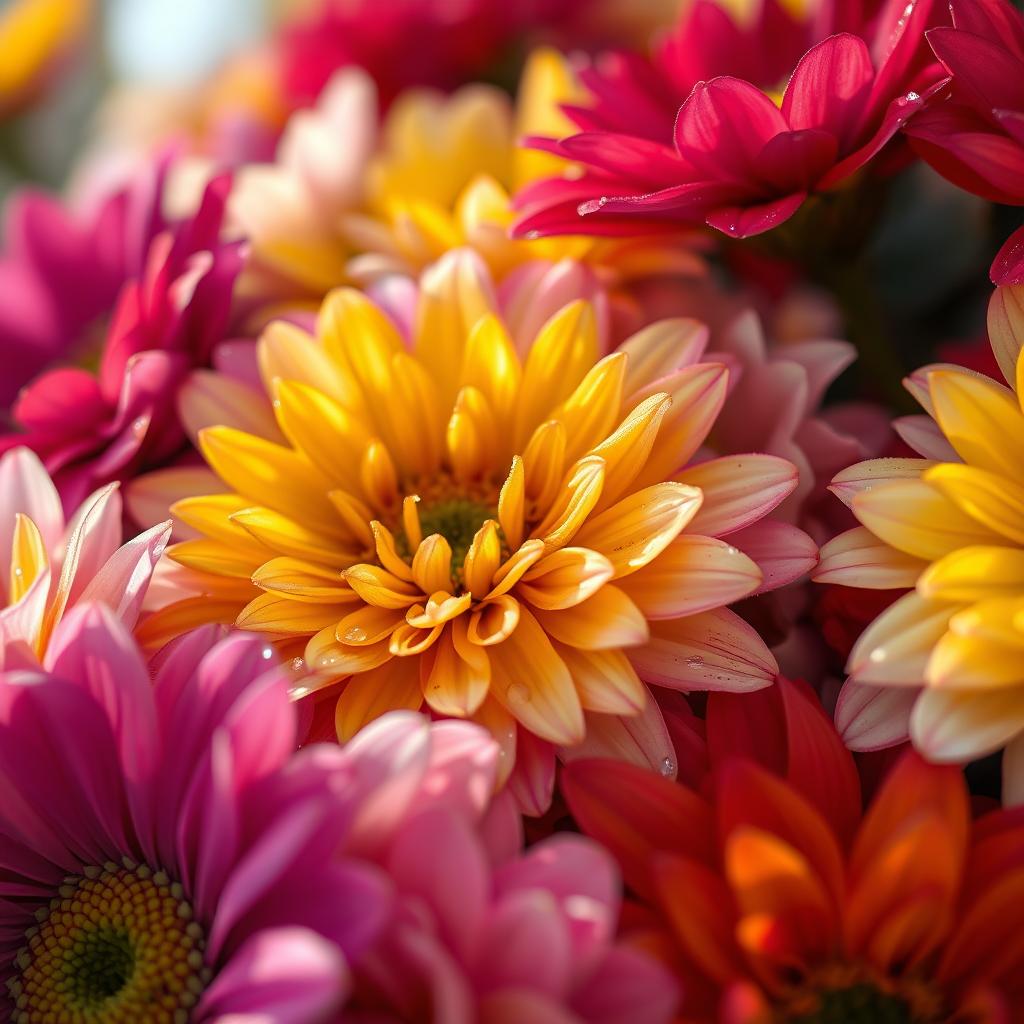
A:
<box><xmin>816</xmin><ymin>289</ymin><xmax>1024</xmax><ymax>800</ymax></box>
<box><xmin>0</xmin><ymin>601</ymin><xmax>676</xmax><ymax>1022</ymax></box>
<box><xmin>564</xmin><ymin>676</ymin><xmax>1024</xmax><ymax>1021</ymax></box>
<box><xmin>513</xmin><ymin>0</ymin><xmax>947</xmax><ymax>238</ymax></box>
<box><xmin>0</xmin><ymin>446</ymin><xmax>168</xmax><ymax>669</ymax></box>
<box><xmin>231</xmin><ymin>56</ymin><xmax>704</xmax><ymax>321</ymax></box>
<box><xmin>144</xmin><ymin>249</ymin><xmax>816</xmax><ymax>808</ymax></box>
<box><xmin>0</xmin><ymin>158</ymin><xmax>242</xmax><ymax>511</ymax></box>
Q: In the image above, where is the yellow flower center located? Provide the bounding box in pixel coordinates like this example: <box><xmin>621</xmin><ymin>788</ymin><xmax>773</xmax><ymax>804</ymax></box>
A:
<box><xmin>8</xmin><ymin>862</ymin><xmax>210</xmax><ymax>1024</ymax></box>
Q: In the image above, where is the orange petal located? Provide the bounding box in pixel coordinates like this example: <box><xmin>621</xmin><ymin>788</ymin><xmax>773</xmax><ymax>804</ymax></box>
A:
<box><xmin>411</xmin><ymin>534</ymin><xmax>454</xmax><ymax>594</ymax></box>
<box><xmin>534</xmin><ymin>585</ymin><xmax>648</xmax><ymax>650</ymax></box>
<box><xmin>336</xmin><ymin>604</ymin><xmax>407</xmax><ymax>645</ymax></box>
<box><xmin>236</xmin><ymin>594</ymin><xmax>347</xmax><ymax>635</ymax></box>
<box><xmin>574</xmin><ymin>483</ymin><xmax>703</xmax><ymax>577</ymax></box>
<box><xmin>556</xmin><ymin>645</ymin><xmax>646</xmax><ymax>714</ymax></box>
<box><xmin>335</xmin><ymin>657</ymin><xmax>423</xmax><ymax>741</ymax></box>
<box><xmin>463</xmin><ymin>520</ymin><xmax>502</xmax><ymax>600</ymax></box>
<box><xmin>468</xmin><ymin>594</ymin><xmax>521</xmax><ymax>646</ymax></box>
<box><xmin>532</xmin><ymin>455</ymin><xmax>606</xmax><ymax>550</ymax></box>
<box><xmin>421</xmin><ymin>617</ymin><xmax>490</xmax><ymax>717</ymax></box>
<box><xmin>517</xmin><ymin>547</ymin><xmax>614</xmax><ymax>610</ymax></box>
<box><xmin>488</xmin><ymin>606</ymin><xmax>584</xmax><ymax>746</ymax></box>
<box><xmin>343</xmin><ymin>564</ymin><xmax>422</xmax><ymax>609</ymax></box>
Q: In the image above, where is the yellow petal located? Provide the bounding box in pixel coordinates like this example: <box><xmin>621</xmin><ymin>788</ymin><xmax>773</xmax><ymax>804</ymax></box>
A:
<box><xmin>534</xmin><ymin>585</ymin><xmax>649</xmax><ymax>650</ymax></box>
<box><xmin>928</xmin><ymin>368</ymin><xmax>1024</xmax><ymax>480</ymax></box>
<box><xmin>460</xmin><ymin>313</ymin><xmax>521</xmax><ymax>437</ymax></box>
<box><xmin>468</xmin><ymin>594</ymin><xmax>521</xmax><ymax>645</ymax></box>
<box><xmin>199</xmin><ymin>426</ymin><xmax>342</xmax><ymax>537</ymax></box>
<box><xmin>489</xmin><ymin>606</ymin><xmax>585</xmax><ymax>746</ymax></box>
<box><xmin>411</xmin><ymin>534</ymin><xmax>454</xmax><ymax>594</ymax></box>
<box><xmin>252</xmin><ymin>557</ymin><xmax>355</xmax><ymax>603</ymax></box>
<box><xmin>486</xmin><ymin>540</ymin><xmax>546</xmax><ymax>599</ymax></box>
<box><xmin>336</xmin><ymin>605</ymin><xmax>407</xmax><ymax>645</ymax></box>
<box><xmin>463</xmin><ymin>520</ymin><xmax>502</xmax><ymax>600</ymax></box>
<box><xmin>422</xmin><ymin>618</ymin><xmax>490</xmax><ymax>717</ymax></box>
<box><xmin>389</xmin><ymin>621</ymin><xmax>444</xmax><ymax>656</ymax></box>
<box><xmin>406</xmin><ymin>591</ymin><xmax>473</xmax><ymax>628</ymax></box>
<box><xmin>514</xmin><ymin>300</ymin><xmax>598</xmax><ymax>448</ymax></box>
<box><xmin>170</xmin><ymin>539</ymin><xmax>265</xmax><ymax>579</ymax></box>
<box><xmin>918</xmin><ymin>546</ymin><xmax>1024</xmax><ymax>602</ymax></box>
<box><xmin>952</xmin><ymin>596</ymin><xmax>1024</xmax><ymax>648</ymax></box>
<box><xmin>620</xmin><ymin>535</ymin><xmax>761</xmax><ymax>619</ymax></box>
<box><xmin>532</xmin><ymin>456</ymin><xmax>606</xmax><ymax>550</ymax></box>
<box><xmin>171</xmin><ymin>494</ymin><xmax>272</xmax><ymax>556</ymax></box>
<box><xmin>574</xmin><ymin>483</ymin><xmax>703</xmax><ymax>577</ymax></box>
<box><xmin>305</xmin><ymin>625</ymin><xmax>392</xmax><ymax>677</ymax></box>
<box><xmin>928</xmin><ymin>628</ymin><xmax>1024</xmax><ymax>687</ymax></box>
<box><xmin>9</xmin><ymin>512</ymin><xmax>47</xmax><ymax>604</ymax></box>
<box><xmin>327</xmin><ymin>490</ymin><xmax>375</xmax><ymax>549</ymax></box>
<box><xmin>497</xmin><ymin>456</ymin><xmax>525</xmax><ymax>551</ymax></box>
<box><xmin>588</xmin><ymin>394</ymin><xmax>671</xmax><ymax>513</ymax></box>
<box><xmin>258</xmin><ymin>319</ymin><xmax>362</xmax><ymax>413</ymax></box>
<box><xmin>231</xmin><ymin>507</ymin><xmax>352</xmax><ymax>565</ymax></box>
<box><xmin>554</xmin><ymin>352</ymin><xmax>627</xmax><ymax>463</ymax></box>
<box><xmin>852</xmin><ymin>479</ymin><xmax>1000</xmax><ymax>562</ymax></box>
<box><xmin>272</xmin><ymin>378</ymin><xmax>370</xmax><ymax>489</ymax></box>
<box><xmin>237</xmin><ymin>594</ymin><xmax>348</xmax><ymax>635</ymax></box>
<box><xmin>336</xmin><ymin>658</ymin><xmax>422</xmax><ymax>741</ymax></box>
<box><xmin>370</xmin><ymin>521</ymin><xmax>415</xmax><ymax>582</ymax></box>
<box><xmin>517</xmin><ymin>547</ymin><xmax>614</xmax><ymax>610</ymax></box>
<box><xmin>557</xmin><ymin>645</ymin><xmax>646</xmax><ymax>714</ymax></box>
<box><xmin>814</xmin><ymin>527</ymin><xmax>928</xmax><ymax>588</ymax></box>
<box><xmin>522</xmin><ymin>420</ymin><xmax>566</xmax><ymax>514</ymax></box>
<box><xmin>360</xmin><ymin>440</ymin><xmax>400</xmax><ymax>510</ymax></box>
<box><xmin>344</xmin><ymin>564</ymin><xmax>422</xmax><ymax>609</ymax></box>
<box><xmin>924</xmin><ymin>463</ymin><xmax>1024</xmax><ymax>545</ymax></box>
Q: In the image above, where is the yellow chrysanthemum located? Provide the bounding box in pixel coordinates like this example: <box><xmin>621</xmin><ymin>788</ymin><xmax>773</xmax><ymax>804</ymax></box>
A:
<box><xmin>231</xmin><ymin>49</ymin><xmax>702</xmax><ymax>316</ymax></box>
<box><xmin>0</xmin><ymin>0</ymin><xmax>91</xmax><ymax>115</ymax></box>
<box><xmin>147</xmin><ymin>251</ymin><xmax>800</xmax><ymax>783</ymax></box>
<box><xmin>816</xmin><ymin>283</ymin><xmax>1024</xmax><ymax>801</ymax></box>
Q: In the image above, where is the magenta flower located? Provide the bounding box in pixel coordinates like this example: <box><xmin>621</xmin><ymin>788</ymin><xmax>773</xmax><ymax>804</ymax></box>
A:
<box><xmin>513</xmin><ymin>0</ymin><xmax>946</xmax><ymax>239</ymax></box>
<box><xmin>335</xmin><ymin>712</ymin><xmax>680</xmax><ymax>1023</ymax></box>
<box><xmin>907</xmin><ymin>0</ymin><xmax>1024</xmax><ymax>205</ymax></box>
<box><xmin>0</xmin><ymin>603</ymin><xmax>391</xmax><ymax>1023</ymax></box>
<box><xmin>0</xmin><ymin>159</ymin><xmax>242</xmax><ymax>513</ymax></box>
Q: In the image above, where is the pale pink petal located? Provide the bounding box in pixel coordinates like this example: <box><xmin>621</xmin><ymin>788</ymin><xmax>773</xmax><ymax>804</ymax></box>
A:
<box><xmin>728</xmin><ymin>520</ymin><xmax>819</xmax><ymax>594</ymax></box>
<box><xmin>561</xmin><ymin>697</ymin><xmax>676</xmax><ymax>779</ymax></box>
<box><xmin>835</xmin><ymin>679</ymin><xmax>916</xmax><ymax>751</ymax></box>
<box><xmin>75</xmin><ymin>519</ymin><xmax>172</xmax><ymax>629</ymax></box>
<box><xmin>0</xmin><ymin>447</ymin><xmax>63</xmax><ymax>588</ymax></box>
<box><xmin>571</xmin><ymin>946</ymin><xmax>679</xmax><ymax>1024</ymax></box>
<box><xmin>125</xmin><ymin>465</ymin><xmax>226</xmax><ymax>535</ymax></box>
<box><xmin>417</xmin><ymin>719</ymin><xmax>500</xmax><ymax>822</ymax></box>
<box><xmin>196</xmin><ymin>926</ymin><xmax>347</xmax><ymax>1022</ymax></box>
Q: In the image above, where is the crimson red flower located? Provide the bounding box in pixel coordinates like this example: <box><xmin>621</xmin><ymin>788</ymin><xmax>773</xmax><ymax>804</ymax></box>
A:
<box><xmin>907</xmin><ymin>0</ymin><xmax>1024</xmax><ymax>205</ymax></box>
<box><xmin>514</xmin><ymin>0</ymin><xmax>946</xmax><ymax>239</ymax></box>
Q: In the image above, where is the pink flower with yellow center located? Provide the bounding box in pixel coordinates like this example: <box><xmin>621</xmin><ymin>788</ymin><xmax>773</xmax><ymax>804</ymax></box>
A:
<box><xmin>145</xmin><ymin>250</ymin><xmax>813</xmax><ymax>800</ymax></box>
<box><xmin>816</xmin><ymin>281</ymin><xmax>1024</xmax><ymax>802</ymax></box>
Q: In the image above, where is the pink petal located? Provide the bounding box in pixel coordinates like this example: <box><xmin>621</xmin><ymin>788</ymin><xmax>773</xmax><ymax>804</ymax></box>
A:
<box><xmin>561</xmin><ymin>697</ymin><xmax>676</xmax><ymax>779</ymax></box>
<box><xmin>571</xmin><ymin>946</ymin><xmax>679</xmax><ymax>1024</ymax></box>
<box><xmin>727</xmin><ymin>520</ymin><xmax>819</xmax><ymax>594</ymax></box>
<box><xmin>196</xmin><ymin>926</ymin><xmax>347</xmax><ymax>1022</ymax></box>
<box><xmin>835</xmin><ymin>678</ymin><xmax>916</xmax><ymax>751</ymax></box>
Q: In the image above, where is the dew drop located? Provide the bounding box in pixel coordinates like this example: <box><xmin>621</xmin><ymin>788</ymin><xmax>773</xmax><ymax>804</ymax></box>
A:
<box><xmin>659</xmin><ymin>757</ymin><xmax>676</xmax><ymax>778</ymax></box>
<box><xmin>12</xmin><ymin>567</ymin><xmax>23</xmax><ymax>578</ymax></box>
<box><xmin>684</xmin><ymin>655</ymin><xmax>704</xmax><ymax>669</ymax></box>
<box><xmin>131</xmin><ymin>417</ymin><xmax>148</xmax><ymax>439</ymax></box>
<box><xmin>261</xmin><ymin>646</ymin><xmax>274</xmax><ymax>660</ymax></box>
<box><xmin>905</xmin><ymin>91</ymin><xmax>920</xmax><ymax>102</ymax></box>
<box><xmin>507</xmin><ymin>682</ymin><xmax>532</xmax><ymax>705</ymax></box>
<box><xmin>524</xmin><ymin>230</ymin><xmax>541</xmax><ymax>240</ymax></box>
<box><xmin>316</xmin><ymin>652</ymin><xmax>340</xmax><ymax>668</ymax></box>
<box><xmin>291</xmin><ymin>685</ymin><xmax>311</xmax><ymax>699</ymax></box>
<box><xmin>343</xmin><ymin>626</ymin><xmax>368</xmax><ymax>644</ymax></box>
<box><xmin>290</xmin><ymin>657</ymin><xmax>305</xmax><ymax>673</ymax></box>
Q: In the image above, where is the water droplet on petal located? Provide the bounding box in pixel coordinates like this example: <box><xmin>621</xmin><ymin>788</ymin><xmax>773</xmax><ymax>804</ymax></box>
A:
<box><xmin>131</xmin><ymin>417</ymin><xmax>148</xmax><ymax>439</ymax></box>
<box><xmin>905</xmin><ymin>91</ymin><xmax>920</xmax><ymax>102</ymax></box>
<box><xmin>684</xmin><ymin>655</ymin><xmax>704</xmax><ymax>669</ymax></box>
<box><xmin>261</xmin><ymin>646</ymin><xmax>274</xmax><ymax>660</ymax></box>
<box><xmin>659</xmin><ymin>757</ymin><xmax>676</xmax><ymax>777</ymax></box>
<box><xmin>524</xmin><ymin>230</ymin><xmax>541</xmax><ymax>240</ymax></box>
<box><xmin>343</xmin><ymin>626</ymin><xmax>368</xmax><ymax>644</ymax></box>
<box><xmin>507</xmin><ymin>682</ymin><xmax>532</xmax><ymax>705</ymax></box>
<box><xmin>13</xmin><ymin>567</ymin><xmax>23</xmax><ymax>578</ymax></box>
<box><xmin>290</xmin><ymin>657</ymin><xmax>305</xmax><ymax>673</ymax></box>
<box><xmin>291</xmin><ymin>685</ymin><xmax>311</xmax><ymax>699</ymax></box>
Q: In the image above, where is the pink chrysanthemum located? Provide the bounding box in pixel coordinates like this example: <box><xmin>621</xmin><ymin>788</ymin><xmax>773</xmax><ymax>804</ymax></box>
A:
<box><xmin>328</xmin><ymin>711</ymin><xmax>679</xmax><ymax>1022</ymax></box>
<box><xmin>0</xmin><ymin>446</ymin><xmax>169</xmax><ymax>669</ymax></box>
<box><xmin>0</xmin><ymin>603</ymin><xmax>398</xmax><ymax>1022</ymax></box>
<box><xmin>513</xmin><ymin>0</ymin><xmax>947</xmax><ymax>239</ymax></box>
<box><xmin>0</xmin><ymin>158</ymin><xmax>242</xmax><ymax>512</ymax></box>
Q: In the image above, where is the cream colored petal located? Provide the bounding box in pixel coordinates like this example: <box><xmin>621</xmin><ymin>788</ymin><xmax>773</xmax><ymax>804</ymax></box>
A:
<box><xmin>911</xmin><ymin>684</ymin><xmax>1024</xmax><ymax>762</ymax></box>
<box><xmin>618</xmin><ymin>318</ymin><xmax>710</xmax><ymax>396</ymax></box>
<box><xmin>620</xmin><ymin>535</ymin><xmax>761</xmax><ymax>619</ymax></box>
<box><xmin>829</xmin><ymin>458</ymin><xmax>931</xmax><ymax>509</ymax></box>
<box><xmin>628</xmin><ymin>608</ymin><xmax>776</xmax><ymax>693</ymax></box>
<box><xmin>814</xmin><ymin>527</ymin><xmax>927</xmax><ymax>588</ymax></box>
<box><xmin>847</xmin><ymin>592</ymin><xmax>959</xmax><ymax>685</ymax></box>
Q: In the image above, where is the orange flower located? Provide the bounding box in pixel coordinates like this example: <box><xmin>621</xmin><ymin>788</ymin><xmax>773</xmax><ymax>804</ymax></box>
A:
<box><xmin>564</xmin><ymin>678</ymin><xmax>1024</xmax><ymax>1022</ymax></box>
